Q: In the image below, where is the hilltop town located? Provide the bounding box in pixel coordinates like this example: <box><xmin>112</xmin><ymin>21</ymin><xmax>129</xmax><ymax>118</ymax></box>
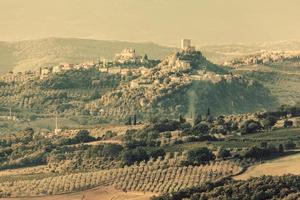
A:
<box><xmin>2</xmin><ymin>0</ymin><xmax>300</xmax><ymax>199</ymax></box>
<box><xmin>0</xmin><ymin>39</ymin><xmax>278</xmax><ymax>135</ymax></box>
<box><xmin>224</xmin><ymin>50</ymin><xmax>300</xmax><ymax>67</ymax></box>
<box><xmin>86</xmin><ymin>40</ymin><xmax>263</xmax><ymax>120</ymax></box>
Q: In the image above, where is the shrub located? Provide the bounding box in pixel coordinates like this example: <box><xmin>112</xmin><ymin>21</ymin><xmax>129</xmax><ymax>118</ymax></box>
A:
<box><xmin>74</xmin><ymin>130</ymin><xmax>96</xmax><ymax>143</ymax></box>
<box><xmin>103</xmin><ymin>131</ymin><xmax>117</xmax><ymax>139</ymax></box>
<box><xmin>284</xmin><ymin>140</ymin><xmax>296</xmax><ymax>150</ymax></box>
<box><xmin>125</xmin><ymin>140</ymin><xmax>147</xmax><ymax>149</ymax></box>
<box><xmin>241</xmin><ymin>120</ymin><xmax>262</xmax><ymax>134</ymax></box>
<box><xmin>284</xmin><ymin>120</ymin><xmax>293</xmax><ymax>128</ymax></box>
<box><xmin>186</xmin><ymin>147</ymin><xmax>215</xmax><ymax>165</ymax></box>
<box><xmin>244</xmin><ymin>145</ymin><xmax>279</xmax><ymax>159</ymax></box>
<box><xmin>217</xmin><ymin>148</ymin><xmax>231</xmax><ymax>159</ymax></box>
<box><xmin>148</xmin><ymin>148</ymin><xmax>166</xmax><ymax>159</ymax></box>
<box><xmin>102</xmin><ymin>144</ymin><xmax>123</xmax><ymax>159</ymax></box>
<box><xmin>122</xmin><ymin>147</ymin><xmax>149</xmax><ymax>165</ymax></box>
<box><xmin>150</xmin><ymin>119</ymin><xmax>181</xmax><ymax>132</ymax></box>
<box><xmin>278</xmin><ymin>144</ymin><xmax>284</xmax><ymax>153</ymax></box>
<box><xmin>192</xmin><ymin>122</ymin><xmax>209</xmax><ymax>136</ymax></box>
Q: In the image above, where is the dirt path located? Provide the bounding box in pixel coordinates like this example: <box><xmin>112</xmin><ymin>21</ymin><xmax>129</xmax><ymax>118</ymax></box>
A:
<box><xmin>234</xmin><ymin>153</ymin><xmax>300</xmax><ymax>180</ymax></box>
<box><xmin>2</xmin><ymin>187</ymin><xmax>157</xmax><ymax>200</ymax></box>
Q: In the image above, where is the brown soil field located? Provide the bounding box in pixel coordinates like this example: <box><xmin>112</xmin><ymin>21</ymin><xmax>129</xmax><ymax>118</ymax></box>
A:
<box><xmin>234</xmin><ymin>153</ymin><xmax>300</xmax><ymax>180</ymax></box>
<box><xmin>1</xmin><ymin>187</ymin><xmax>157</xmax><ymax>200</ymax></box>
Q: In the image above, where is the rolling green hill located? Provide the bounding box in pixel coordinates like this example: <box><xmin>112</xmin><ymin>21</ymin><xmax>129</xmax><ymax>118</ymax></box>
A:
<box><xmin>215</xmin><ymin>49</ymin><xmax>300</xmax><ymax>106</ymax></box>
<box><xmin>232</xmin><ymin>59</ymin><xmax>300</xmax><ymax>106</ymax></box>
<box><xmin>0</xmin><ymin>49</ymin><xmax>277</xmax><ymax>133</ymax></box>
<box><xmin>86</xmin><ymin>49</ymin><xmax>277</xmax><ymax>120</ymax></box>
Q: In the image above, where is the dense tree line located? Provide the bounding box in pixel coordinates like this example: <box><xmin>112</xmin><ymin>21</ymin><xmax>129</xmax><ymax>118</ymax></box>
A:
<box><xmin>0</xmin><ymin>126</ymin><xmax>169</xmax><ymax>171</ymax></box>
<box><xmin>151</xmin><ymin>175</ymin><xmax>300</xmax><ymax>200</ymax></box>
<box><xmin>122</xmin><ymin>147</ymin><xmax>166</xmax><ymax>166</ymax></box>
<box><xmin>0</xmin><ymin>128</ymin><xmax>125</xmax><ymax>170</ymax></box>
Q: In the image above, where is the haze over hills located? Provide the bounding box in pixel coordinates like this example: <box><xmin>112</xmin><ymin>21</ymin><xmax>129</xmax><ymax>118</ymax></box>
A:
<box><xmin>2</xmin><ymin>38</ymin><xmax>300</xmax><ymax>74</ymax></box>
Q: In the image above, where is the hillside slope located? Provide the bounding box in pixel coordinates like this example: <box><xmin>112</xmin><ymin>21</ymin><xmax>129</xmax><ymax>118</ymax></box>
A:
<box><xmin>0</xmin><ymin>48</ymin><xmax>277</xmax><ymax>127</ymax></box>
<box><xmin>86</xmin><ymin>49</ymin><xmax>277</xmax><ymax>119</ymax></box>
<box><xmin>228</xmin><ymin>52</ymin><xmax>300</xmax><ymax>105</ymax></box>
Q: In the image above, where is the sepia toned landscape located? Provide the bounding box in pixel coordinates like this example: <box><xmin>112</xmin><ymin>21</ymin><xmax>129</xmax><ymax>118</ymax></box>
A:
<box><xmin>1</xmin><ymin>1</ymin><xmax>300</xmax><ymax>200</ymax></box>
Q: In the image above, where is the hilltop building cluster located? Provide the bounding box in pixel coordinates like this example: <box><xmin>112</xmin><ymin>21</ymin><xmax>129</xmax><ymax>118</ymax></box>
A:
<box><xmin>36</xmin><ymin>48</ymin><xmax>157</xmax><ymax>79</ymax></box>
<box><xmin>2</xmin><ymin>39</ymin><xmax>193</xmax><ymax>81</ymax></box>
<box><xmin>40</xmin><ymin>62</ymin><xmax>98</xmax><ymax>79</ymax></box>
<box><xmin>2</xmin><ymin>38</ymin><xmax>295</xmax><ymax>136</ymax></box>
<box><xmin>86</xmin><ymin>39</ymin><xmax>252</xmax><ymax>120</ymax></box>
<box><xmin>114</xmin><ymin>48</ymin><xmax>144</xmax><ymax>65</ymax></box>
<box><xmin>224</xmin><ymin>51</ymin><xmax>300</xmax><ymax>67</ymax></box>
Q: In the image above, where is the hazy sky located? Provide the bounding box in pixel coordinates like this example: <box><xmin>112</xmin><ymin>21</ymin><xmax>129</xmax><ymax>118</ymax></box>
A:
<box><xmin>1</xmin><ymin>0</ymin><xmax>300</xmax><ymax>46</ymax></box>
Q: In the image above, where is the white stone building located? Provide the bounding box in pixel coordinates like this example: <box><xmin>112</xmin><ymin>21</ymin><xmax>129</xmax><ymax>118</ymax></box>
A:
<box><xmin>114</xmin><ymin>48</ymin><xmax>143</xmax><ymax>64</ymax></box>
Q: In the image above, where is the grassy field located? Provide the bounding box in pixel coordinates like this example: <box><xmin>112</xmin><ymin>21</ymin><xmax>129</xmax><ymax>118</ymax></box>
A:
<box><xmin>235</xmin><ymin>152</ymin><xmax>300</xmax><ymax>180</ymax></box>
